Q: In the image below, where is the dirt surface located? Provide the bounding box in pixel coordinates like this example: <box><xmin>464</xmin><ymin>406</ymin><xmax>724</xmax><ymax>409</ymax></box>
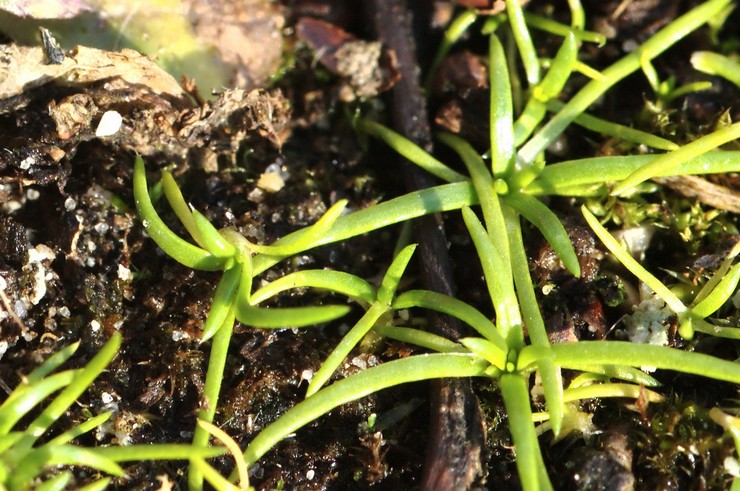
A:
<box><xmin>0</xmin><ymin>1</ymin><xmax>738</xmax><ymax>489</ymax></box>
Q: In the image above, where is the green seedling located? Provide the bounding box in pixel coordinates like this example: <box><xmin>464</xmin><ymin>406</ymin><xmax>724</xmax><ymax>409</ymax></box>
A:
<box><xmin>0</xmin><ymin>333</ymin><xmax>225</xmax><ymax>490</ymax></box>
<box><xmin>134</xmin><ymin>157</ymin><xmax>354</xmax><ymax>342</ymax></box>
<box><xmin>0</xmin><ymin>336</ymin><xmax>123</xmax><ymax>490</ymax></box>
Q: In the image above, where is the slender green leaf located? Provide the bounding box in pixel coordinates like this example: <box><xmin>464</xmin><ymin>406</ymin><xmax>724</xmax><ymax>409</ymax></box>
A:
<box><xmin>522</xmin><ymin>13</ymin><xmax>604</xmax><ymax>44</ymax></box>
<box><xmin>692</xmin><ymin>240</ymin><xmax>740</xmax><ymax>305</ymax></box>
<box><xmin>506</xmin><ymin>0</ymin><xmax>540</xmax><ymax>85</ymax></box>
<box><xmin>359</xmin><ymin>120</ymin><xmax>468</xmax><ymax>183</ymax></box>
<box><xmin>393</xmin><ymin>288</ymin><xmax>506</xmax><ymax>350</ymax></box>
<box><xmin>425</xmin><ymin>9</ymin><xmax>479</xmax><ymax>92</ymax></box>
<box><xmin>692</xmin><ymin>318</ymin><xmax>740</xmax><ymax>339</ymax></box>
<box><xmin>191</xmin><ymin>303</ymin><xmax>235</xmax><ymax>488</ymax></box>
<box><xmin>237</xmin><ymin>303</ymin><xmax>350</xmax><ymax>329</ymax></box>
<box><xmin>437</xmin><ymin>133</ymin><xmax>512</xmax><ymax>270</ymax></box>
<box><xmin>251</xmin><ymin>270</ymin><xmax>376</xmax><ymax>305</ymax></box>
<box><xmin>691</xmin><ymin>51</ymin><xmax>740</xmax><ymax>88</ymax></box>
<box><xmin>161</xmin><ymin>170</ymin><xmax>206</xmax><ymax>249</ymax></box>
<box><xmin>573</xmin><ymin>60</ymin><xmax>605</xmax><ymax>80</ymax></box>
<box><xmin>374</xmin><ymin>325</ymin><xmax>465</xmax><ymax>353</ymax></box>
<box><xmin>662</xmin><ymin>80</ymin><xmax>713</xmax><ymax>104</ymax></box>
<box><xmin>10</xmin><ymin>445</ymin><xmax>124</xmax><ymax>490</ymax></box>
<box><xmin>377</xmin><ymin>245</ymin><xmax>417</xmax><ymax>305</ymax></box>
<box><xmin>526</xmin><ymin>151</ymin><xmax>740</xmax><ymax>196</ymax></box>
<box><xmin>239</xmin><ymin>247</ymin><xmax>350</xmax><ymax>328</ymax></box>
<box><xmin>612</xmin><ymin>122</ymin><xmax>740</xmax><ymax>195</ymax></box>
<box><xmin>133</xmin><ymin>157</ymin><xmax>224</xmax><ymax>271</ymax></box>
<box><xmin>506</xmin><ymin>208</ymin><xmax>563</xmax><ymax>436</ymax></box>
<box><xmin>640</xmin><ymin>55</ymin><xmax>661</xmax><ymax>94</ymax></box>
<box><xmin>0</xmin><ymin>371</ymin><xmax>76</xmax><ymax>436</ymax></box>
<box><xmin>566</xmin><ymin>0</ymin><xmax>585</xmax><ymax>30</ymax></box>
<box><xmin>191</xmin><ymin>457</ymin><xmax>241</xmax><ymax>491</ymax></box>
<box><xmin>552</xmin><ymin>341</ymin><xmax>740</xmax><ymax>384</ymax></box>
<box><xmin>505</xmin><ymin>209</ymin><xmax>547</xmax><ymax>349</ymax></box>
<box><xmin>481</xmin><ymin>13</ymin><xmax>508</xmax><ymax>35</ymax></box>
<box><xmin>461</xmin><ymin>206</ymin><xmax>521</xmax><ymax>342</ymax></box>
<box><xmin>563</xmin><ymin>383</ymin><xmax>664</xmax><ymax>403</ymax></box>
<box><xmin>191</xmin><ymin>209</ymin><xmax>236</xmax><ymax>259</ymax></box>
<box><xmin>35</xmin><ymin>472</ymin><xmax>72</xmax><ymax>491</ymax></box>
<box><xmin>501</xmin><ymin>373</ymin><xmax>552</xmax><ymax>491</ymax></box>
<box><xmin>25</xmin><ymin>341</ymin><xmax>79</xmax><ymax>384</ymax></box>
<box><xmin>197</xmin><ymin>420</ymin><xmax>250</xmax><ymax>490</ymax></box>
<box><xmin>489</xmin><ymin>33</ymin><xmax>515</xmax><ymax>177</ymax></box>
<box><xmin>47</xmin><ymin>412</ymin><xmax>112</xmax><ymax>446</ymax></box>
<box><xmin>692</xmin><ymin>263</ymin><xmax>740</xmax><ymax>318</ymax></box>
<box><xmin>248</xmin><ymin>200</ymin><xmax>350</xmax><ymax>256</ymax></box>
<box><xmin>546</xmin><ymin>100</ymin><xmax>679</xmax><ymax>151</ymax></box>
<box><xmin>515</xmin><ymin>33</ymin><xmax>577</xmax><ymax>145</ymax></box>
<box><xmin>459</xmin><ymin>337</ymin><xmax>507</xmax><ymax>370</ymax></box>
<box><xmin>97</xmin><ymin>444</ymin><xmax>226</xmax><ymax>461</ymax></box>
<box><xmin>19</xmin><ymin>333</ymin><xmax>121</xmax><ymax>451</ymax></box>
<box><xmin>541</xmin><ymin>362</ymin><xmax>660</xmax><ymax>387</ymax></box>
<box><xmin>505</xmin><ymin>193</ymin><xmax>580</xmax><ymax>277</ymax></box>
<box><xmin>252</xmin><ymin>182</ymin><xmax>479</xmax><ymax>275</ymax></box>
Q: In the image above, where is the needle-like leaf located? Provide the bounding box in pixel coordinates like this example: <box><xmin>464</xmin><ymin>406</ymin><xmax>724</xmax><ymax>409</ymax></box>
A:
<box><xmin>504</xmin><ymin>192</ymin><xmax>580</xmax><ymax>277</ymax></box>
<box><xmin>133</xmin><ymin>157</ymin><xmax>224</xmax><ymax>271</ymax></box>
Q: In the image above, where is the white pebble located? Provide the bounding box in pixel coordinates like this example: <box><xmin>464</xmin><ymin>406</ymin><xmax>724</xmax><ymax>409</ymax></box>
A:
<box><xmin>95</xmin><ymin>111</ymin><xmax>123</xmax><ymax>137</ymax></box>
<box><xmin>64</xmin><ymin>197</ymin><xmax>77</xmax><ymax>211</ymax></box>
<box><xmin>117</xmin><ymin>264</ymin><xmax>133</xmax><ymax>281</ymax></box>
<box><xmin>171</xmin><ymin>330</ymin><xmax>190</xmax><ymax>341</ymax></box>
<box><xmin>300</xmin><ymin>369</ymin><xmax>313</xmax><ymax>383</ymax></box>
<box><xmin>19</xmin><ymin>156</ymin><xmax>35</xmax><ymax>170</ymax></box>
<box><xmin>14</xmin><ymin>299</ymin><xmax>27</xmax><ymax>318</ymax></box>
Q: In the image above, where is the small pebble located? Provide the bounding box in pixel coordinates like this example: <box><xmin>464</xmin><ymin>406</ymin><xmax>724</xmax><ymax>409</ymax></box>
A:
<box><xmin>95</xmin><ymin>110</ymin><xmax>123</xmax><ymax>137</ymax></box>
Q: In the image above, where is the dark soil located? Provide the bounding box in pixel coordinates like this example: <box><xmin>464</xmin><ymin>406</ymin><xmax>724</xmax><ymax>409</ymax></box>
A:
<box><xmin>0</xmin><ymin>1</ymin><xmax>738</xmax><ymax>489</ymax></box>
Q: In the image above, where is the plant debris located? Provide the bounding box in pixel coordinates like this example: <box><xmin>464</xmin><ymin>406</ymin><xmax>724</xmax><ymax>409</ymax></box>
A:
<box><xmin>296</xmin><ymin>16</ymin><xmax>400</xmax><ymax>101</ymax></box>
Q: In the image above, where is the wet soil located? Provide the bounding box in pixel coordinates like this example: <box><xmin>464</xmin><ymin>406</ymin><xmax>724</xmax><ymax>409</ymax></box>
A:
<box><xmin>1</xmin><ymin>1</ymin><xmax>738</xmax><ymax>489</ymax></box>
